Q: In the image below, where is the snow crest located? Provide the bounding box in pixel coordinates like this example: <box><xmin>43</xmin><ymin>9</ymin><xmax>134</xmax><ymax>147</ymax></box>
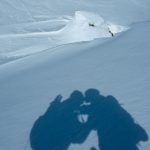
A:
<box><xmin>0</xmin><ymin>11</ymin><xmax>127</xmax><ymax>64</ymax></box>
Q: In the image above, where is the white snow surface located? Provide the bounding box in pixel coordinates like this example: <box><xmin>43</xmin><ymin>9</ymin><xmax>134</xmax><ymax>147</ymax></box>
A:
<box><xmin>0</xmin><ymin>11</ymin><xmax>126</xmax><ymax>62</ymax></box>
<box><xmin>0</xmin><ymin>0</ymin><xmax>150</xmax><ymax>150</ymax></box>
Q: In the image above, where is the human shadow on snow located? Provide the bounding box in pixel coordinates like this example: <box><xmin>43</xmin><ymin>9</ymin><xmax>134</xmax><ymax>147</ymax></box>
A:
<box><xmin>30</xmin><ymin>89</ymin><xmax>148</xmax><ymax>150</ymax></box>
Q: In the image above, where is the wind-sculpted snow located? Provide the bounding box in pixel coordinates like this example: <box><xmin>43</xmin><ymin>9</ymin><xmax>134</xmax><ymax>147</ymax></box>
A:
<box><xmin>0</xmin><ymin>11</ymin><xmax>127</xmax><ymax>64</ymax></box>
<box><xmin>59</xmin><ymin>11</ymin><xmax>127</xmax><ymax>42</ymax></box>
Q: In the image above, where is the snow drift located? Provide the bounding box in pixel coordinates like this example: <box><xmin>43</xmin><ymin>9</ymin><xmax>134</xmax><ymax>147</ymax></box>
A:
<box><xmin>0</xmin><ymin>11</ymin><xmax>127</xmax><ymax>64</ymax></box>
<box><xmin>58</xmin><ymin>11</ymin><xmax>127</xmax><ymax>42</ymax></box>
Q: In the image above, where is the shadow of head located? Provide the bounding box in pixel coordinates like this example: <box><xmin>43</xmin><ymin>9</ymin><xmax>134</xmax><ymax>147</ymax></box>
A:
<box><xmin>69</xmin><ymin>90</ymin><xmax>84</xmax><ymax>105</ymax></box>
<box><xmin>85</xmin><ymin>88</ymin><xmax>100</xmax><ymax>97</ymax></box>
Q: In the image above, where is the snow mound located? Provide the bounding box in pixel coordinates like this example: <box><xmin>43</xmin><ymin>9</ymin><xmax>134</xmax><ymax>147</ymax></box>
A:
<box><xmin>0</xmin><ymin>11</ymin><xmax>128</xmax><ymax>65</ymax></box>
<box><xmin>59</xmin><ymin>11</ymin><xmax>127</xmax><ymax>42</ymax></box>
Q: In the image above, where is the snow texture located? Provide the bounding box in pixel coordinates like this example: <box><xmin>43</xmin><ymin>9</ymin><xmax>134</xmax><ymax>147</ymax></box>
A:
<box><xmin>0</xmin><ymin>0</ymin><xmax>150</xmax><ymax>150</ymax></box>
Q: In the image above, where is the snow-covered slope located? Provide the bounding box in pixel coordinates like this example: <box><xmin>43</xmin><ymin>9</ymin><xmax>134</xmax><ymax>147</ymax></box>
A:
<box><xmin>0</xmin><ymin>1</ymin><xmax>150</xmax><ymax>150</ymax></box>
<box><xmin>0</xmin><ymin>11</ymin><xmax>127</xmax><ymax>63</ymax></box>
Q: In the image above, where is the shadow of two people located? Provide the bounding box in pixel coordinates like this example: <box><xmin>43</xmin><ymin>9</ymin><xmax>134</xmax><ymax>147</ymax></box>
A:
<box><xmin>30</xmin><ymin>89</ymin><xmax>148</xmax><ymax>150</ymax></box>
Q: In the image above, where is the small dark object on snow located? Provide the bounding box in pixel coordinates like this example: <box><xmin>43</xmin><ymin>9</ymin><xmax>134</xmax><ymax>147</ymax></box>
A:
<box><xmin>89</xmin><ymin>23</ymin><xmax>95</xmax><ymax>27</ymax></box>
<box><xmin>91</xmin><ymin>147</ymin><xmax>97</xmax><ymax>150</ymax></box>
<box><xmin>109</xmin><ymin>30</ymin><xmax>114</xmax><ymax>37</ymax></box>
